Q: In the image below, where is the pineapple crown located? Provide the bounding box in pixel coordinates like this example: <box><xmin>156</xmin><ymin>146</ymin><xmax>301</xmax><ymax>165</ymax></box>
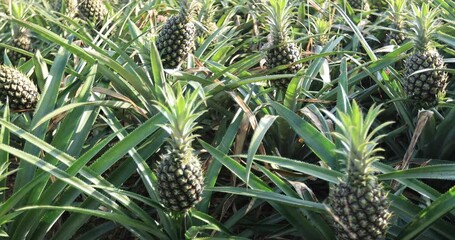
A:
<box><xmin>311</xmin><ymin>18</ymin><xmax>331</xmax><ymax>35</ymax></box>
<box><xmin>153</xmin><ymin>83</ymin><xmax>206</xmax><ymax>155</ymax></box>
<box><xmin>178</xmin><ymin>0</ymin><xmax>201</xmax><ymax>20</ymax></box>
<box><xmin>386</xmin><ymin>0</ymin><xmax>408</xmax><ymax>27</ymax></box>
<box><xmin>408</xmin><ymin>3</ymin><xmax>441</xmax><ymax>52</ymax></box>
<box><xmin>310</xmin><ymin>17</ymin><xmax>331</xmax><ymax>44</ymax></box>
<box><xmin>325</xmin><ymin>101</ymin><xmax>392</xmax><ymax>176</ymax></box>
<box><xmin>198</xmin><ymin>0</ymin><xmax>216</xmax><ymax>21</ymax></box>
<box><xmin>13</xmin><ymin>27</ymin><xmax>30</xmax><ymax>38</ymax></box>
<box><xmin>264</xmin><ymin>0</ymin><xmax>295</xmax><ymax>44</ymax></box>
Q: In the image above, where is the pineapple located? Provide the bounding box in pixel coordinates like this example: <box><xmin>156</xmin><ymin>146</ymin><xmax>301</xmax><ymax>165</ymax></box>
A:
<box><xmin>78</xmin><ymin>0</ymin><xmax>107</xmax><ymax>24</ymax></box>
<box><xmin>0</xmin><ymin>65</ymin><xmax>39</xmax><ymax>110</ymax></box>
<box><xmin>156</xmin><ymin>0</ymin><xmax>199</xmax><ymax>69</ymax></box>
<box><xmin>9</xmin><ymin>29</ymin><xmax>32</xmax><ymax>64</ymax></box>
<box><xmin>264</xmin><ymin>0</ymin><xmax>302</xmax><ymax>89</ymax></box>
<box><xmin>326</xmin><ymin>102</ymin><xmax>392</xmax><ymax>240</ymax></box>
<box><xmin>54</xmin><ymin>0</ymin><xmax>78</xmax><ymax>17</ymax></box>
<box><xmin>154</xmin><ymin>84</ymin><xmax>206</xmax><ymax>212</ymax></box>
<box><xmin>384</xmin><ymin>0</ymin><xmax>408</xmax><ymax>46</ymax></box>
<box><xmin>404</xmin><ymin>4</ymin><xmax>448</xmax><ymax>107</ymax></box>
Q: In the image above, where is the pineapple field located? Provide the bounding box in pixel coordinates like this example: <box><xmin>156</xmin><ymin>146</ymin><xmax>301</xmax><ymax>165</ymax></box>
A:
<box><xmin>0</xmin><ymin>0</ymin><xmax>454</xmax><ymax>239</ymax></box>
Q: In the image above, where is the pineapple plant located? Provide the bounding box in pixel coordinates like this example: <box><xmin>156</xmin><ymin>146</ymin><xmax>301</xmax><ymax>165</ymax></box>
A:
<box><xmin>54</xmin><ymin>0</ymin><xmax>78</xmax><ymax>17</ymax></box>
<box><xmin>264</xmin><ymin>0</ymin><xmax>302</xmax><ymax>90</ymax></box>
<box><xmin>78</xmin><ymin>0</ymin><xmax>107</xmax><ymax>24</ymax></box>
<box><xmin>0</xmin><ymin>65</ymin><xmax>39</xmax><ymax>110</ymax></box>
<box><xmin>404</xmin><ymin>4</ymin><xmax>448</xmax><ymax>107</ymax></box>
<box><xmin>156</xmin><ymin>0</ymin><xmax>199</xmax><ymax>69</ymax></box>
<box><xmin>154</xmin><ymin>84</ymin><xmax>206</xmax><ymax>212</ymax></box>
<box><xmin>327</xmin><ymin>102</ymin><xmax>392</xmax><ymax>240</ymax></box>
<box><xmin>384</xmin><ymin>0</ymin><xmax>408</xmax><ymax>46</ymax></box>
<box><xmin>9</xmin><ymin>29</ymin><xmax>32</xmax><ymax>63</ymax></box>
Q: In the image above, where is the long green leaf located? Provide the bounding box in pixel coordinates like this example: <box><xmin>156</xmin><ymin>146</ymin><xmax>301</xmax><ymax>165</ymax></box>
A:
<box><xmin>49</xmin><ymin>130</ymin><xmax>167</xmax><ymax>240</ymax></box>
<box><xmin>13</xmin><ymin>45</ymin><xmax>70</xmax><ymax>192</ymax></box>
<box><xmin>246</xmin><ymin>115</ymin><xmax>277</xmax><ymax>185</ymax></box>
<box><xmin>16</xmin><ymin>206</ymin><xmax>164</xmax><ymax>239</ymax></box>
<box><xmin>334</xmin><ymin>5</ymin><xmax>376</xmax><ymax>61</ymax></box>
<box><xmin>257</xmin><ymin>165</ymin><xmax>335</xmax><ymax>239</ymax></box>
<box><xmin>269</xmin><ymin>101</ymin><xmax>337</xmax><ymax>167</ymax></box>
<box><xmin>207</xmin><ymin>187</ymin><xmax>327</xmax><ymax>212</ymax></box>
<box><xmin>199</xmin><ymin>111</ymin><xmax>243</xmax><ymax>212</ymax></box>
<box><xmin>379</xmin><ymin>164</ymin><xmax>455</xmax><ymax>180</ymax></box>
<box><xmin>0</xmin><ymin>144</ymin><xmax>122</xmax><ymax>211</ymax></box>
<box><xmin>190</xmin><ymin>210</ymin><xmax>234</xmax><ymax>236</ymax></box>
<box><xmin>389</xmin><ymin>195</ymin><xmax>455</xmax><ymax>239</ymax></box>
<box><xmin>0</xmin><ymin>105</ymin><xmax>9</xmax><ymax>203</ymax></box>
<box><xmin>200</xmin><ymin>140</ymin><xmax>326</xmax><ymax>239</ymax></box>
<box><xmin>32</xmin><ymin>100</ymin><xmax>133</xmax><ymax>130</ymax></box>
<box><xmin>14</xmin><ymin>64</ymin><xmax>100</xmax><ymax>237</ymax></box>
<box><xmin>397</xmin><ymin>186</ymin><xmax>455</xmax><ymax>239</ymax></box>
<box><xmin>250</xmin><ymin>155</ymin><xmax>342</xmax><ymax>183</ymax></box>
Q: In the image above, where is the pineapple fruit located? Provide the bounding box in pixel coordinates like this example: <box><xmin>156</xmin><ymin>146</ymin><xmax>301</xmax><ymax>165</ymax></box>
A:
<box><xmin>9</xmin><ymin>29</ymin><xmax>32</xmax><ymax>63</ymax></box>
<box><xmin>154</xmin><ymin>84</ymin><xmax>205</xmax><ymax>212</ymax></box>
<box><xmin>264</xmin><ymin>0</ymin><xmax>302</xmax><ymax>89</ymax></box>
<box><xmin>385</xmin><ymin>0</ymin><xmax>408</xmax><ymax>46</ymax></box>
<box><xmin>0</xmin><ymin>65</ymin><xmax>39</xmax><ymax>110</ymax></box>
<box><xmin>78</xmin><ymin>0</ymin><xmax>107</xmax><ymax>24</ymax></box>
<box><xmin>404</xmin><ymin>4</ymin><xmax>448</xmax><ymax>107</ymax></box>
<box><xmin>156</xmin><ymin>0</ymin><xmax>199</xmax><ymax>69</ymax></box>
<box><xmin>327</xmin><ymin>102</ymin><xmax>392</xmax><ymax>240</ymax></box>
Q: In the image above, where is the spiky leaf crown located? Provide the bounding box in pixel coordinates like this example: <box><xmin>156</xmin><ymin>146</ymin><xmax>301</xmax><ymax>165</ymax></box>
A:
<box><xmin>198</xmin><ymin>0</ymin><xmax>217</xmax><ymax>22</ymax></box>
<box><xmin>265</xmin><ymin>0</ymin><xmax>294</xmax><ymax>44</ymax></box>
<box><xmin>153</xmin><ymin>84</ymin><xmax>206</xmax><ymax>155</ymax></box>
<box><xmin>325</xmin><ymin>102</ymin><xmax>392</xmax><ymax>176</ymax></box>
<box><xmin>178</xmin><ymin>0</ymin><xmax>201</xmax><ymax>20</ymax></box>
<box><xmin>408</xmin><ymin>3</ymin><xmax>441</xmax><ymax>52</ymax></box>
<box><xmin>386</xmin><ymin>0</ymin><xmax>408</xmax><ymax>27</ymax></box>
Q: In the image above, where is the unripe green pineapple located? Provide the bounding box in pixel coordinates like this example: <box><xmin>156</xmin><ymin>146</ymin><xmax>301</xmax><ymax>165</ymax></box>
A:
<box><xmin>156</xmin><ymin>0</ymin><xmax>199</xmax><ymax>69</ymax></box>
<box><xmin>385</xmin><ymin>0</ymin><xmax>408</xmax><ymax>46</ymax></box>
<box><xmin>154</xmin><ymin>84</ymin><xmax>206</xmax><ymax>212</ymax></box>
<box><xmin>404</xmin><ymin>4</ymin><xmax>448</xmax><ymax>107</ymax></box>
<box><xmin>78</xmin><ymin>0</ymin><xmax>107</xmax><ymax>24</ymax></box>
<box><xmin>9</xmin><ymin>30</ymin><xmax>32</xmax><ymax>63</ymax></box>
<box><xmin>54</xmin><ymin>0</ymin><xmax>78</xmax><ymax>17</ymax></box>
<box><xmin>264</xmin><ymin>0</ymin><xmax>302</xmax><ymax>90</ymax></box>
<box><xmin>326</xmin><ymin>102</ymin><xmax>392</xmax><ymax>240</ymax></box>
<box><xmin>0</xmin><ymin>65</ymin><xmax>39</xmax><ymax>110</ymax></box>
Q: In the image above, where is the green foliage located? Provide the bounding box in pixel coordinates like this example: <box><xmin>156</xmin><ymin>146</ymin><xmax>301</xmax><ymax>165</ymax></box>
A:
<box><xmin>0</xmin><ymin>0</ymin><xmax>453</xmax><ymax>239</ymax></box>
